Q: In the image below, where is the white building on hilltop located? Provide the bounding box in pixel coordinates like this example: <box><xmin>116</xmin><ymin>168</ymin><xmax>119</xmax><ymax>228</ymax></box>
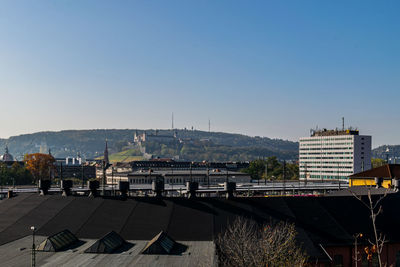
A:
<box><xmin>299</xmin><ymin>129</ymin><xmax>371</xmax><ymax>181</ymax></box>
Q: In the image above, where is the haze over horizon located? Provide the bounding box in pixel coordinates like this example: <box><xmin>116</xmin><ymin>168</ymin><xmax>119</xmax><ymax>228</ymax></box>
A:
<box><xmin>1</xmin><ymin>1</ymin><xmax>399</xmax><ymax>147</ymax></box>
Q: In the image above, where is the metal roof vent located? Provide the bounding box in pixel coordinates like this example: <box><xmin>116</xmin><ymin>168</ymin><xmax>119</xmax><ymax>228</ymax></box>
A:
<box><xmin>36</xmin><ymin>229</ymin><xmax>79</xmax><ymax>252</ymax></box>
<box><xmin>84</xmin><ymin>231</ymin><xmax>126</xmax><ymax>254</ymax></box>
<box><xmin>141</xmin><ymin>231</ymin><xmax>181</xmax><ymax>255</ymax></box>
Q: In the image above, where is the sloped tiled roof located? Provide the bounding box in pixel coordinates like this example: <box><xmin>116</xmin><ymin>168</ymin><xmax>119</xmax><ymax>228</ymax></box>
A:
<box><xmin>1</xmin><ymin>193</ymin><xmax>400</xmax><ymax>261</ymax></box>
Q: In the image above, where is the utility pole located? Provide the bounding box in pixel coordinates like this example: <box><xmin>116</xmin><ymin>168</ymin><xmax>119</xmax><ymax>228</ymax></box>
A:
<box><xmin>111</xmin><ymin>166</ymin><xmax>114</xmax><ymax>196</ymax></box>
<box><xmin>81</xmin><ymin>164</ymin><xmax>84</xmax><ymax>189</ymax></box>
<box><xmin>190</xmin><ymin>162</ymin><xmax>193</xmax><ymax>183</ymax></box>
<box><xmin>386</xmin><ymin>147</ymin><xmax>390</xmax><ymax>164</ymax></box>
<box><xmin>171</xmin><ymin>164</ymin><xmax>174</xmax><ymax>193</ymax></box>
<box><xmin>338</xmin><ymin>162</ymin><xmax>341</xmax><ymax>190</ymax></box>
<box><xmin>265</xmin><ymin>162</ymin><xmax>267</xmax><ymax>185</ymax></box>
<box><xmin>102</xmin><ymin>161</ymin><xmax>106</xmax><ymax>196</ymax></box>
<box><xmin>30</xmin><ymin>226</ymin><xmax>36</xmax><ymax>267</ymax></box>
<box><xmin>60</xmin><ymin>162</ymin><xmax>63</xmax><ymax>183</ymax></box>
<box><xmin>354</xmin><ymin>233</ymin><xmax>363</xmax><ymax>267</ymax></box>
<box><xmin>283</xmin><ymin>160</ymin><xmax>286</xmax><ymax>195</ymax></box>
<box><xmin>207</xmin><ymin>162</ymin><xmax>210</xmax><ymax>188</ymax></box>
<box><xmin>226</xmin><ymin>163</ymin><xmax>229</xmax><ymax>183</ymax></box>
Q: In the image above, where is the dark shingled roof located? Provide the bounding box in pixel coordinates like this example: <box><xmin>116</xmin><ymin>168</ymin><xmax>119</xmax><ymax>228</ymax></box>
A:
<box><xmin>350</xmin><ymin>164</ymin><xmax>400</xmax><ymax>179</ymax></box>
<box><xmin>1</xmin><ymin>193</ymin><xmax>400</xmax><ymax>261</ymax></box>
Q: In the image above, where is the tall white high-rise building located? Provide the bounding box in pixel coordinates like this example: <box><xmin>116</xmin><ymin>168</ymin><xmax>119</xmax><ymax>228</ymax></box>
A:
<box><xmin>299</xmin><ymin>129</ymin><xmax>371</xmax><ymax>181</ymax></box>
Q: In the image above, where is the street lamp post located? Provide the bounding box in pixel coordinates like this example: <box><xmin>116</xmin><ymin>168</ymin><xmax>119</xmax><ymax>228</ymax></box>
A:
<box><xmin>81</xmin><ymin>164</ymin><xmax>84</xmax><ymax>189</ymax></box>
<box><xmin>226</xmin><ymin>164</ymin><xmax>229</xmax><ymax>183</ymax></box>
<box><xmin>265</xmin><ymin>163</ymin><xmax>267</xmax><ymax>185</ymax></box>
<box><xmin>354</xmin><ymin>233</ymin><xmax>363</xmax><ymax>267</ymax></box>
<box><xmin>30</xmin><ymin>226</ymin><xmax>36</xmax><ymax>267</ymax></box>
<box><xmin>102</xmin><ymin>161</ymin><xmax>106</xmax><ymax>196</ymax></box>
<box><xmin>171</xmin><ymin>164</ymin><xmax>174</xmax><ymax>194</ymax></box>
<box><xmin>190</xmin><ymin>162</ymin><xmax>193</xmax><ymax>183</ymax></box>
<box><xmin>207</xmin><ymin>162</ymin><xmax>210</xmax><ymax>188</ymax></box>
<box><xmin>283</xmin><ymin>160</ymin><xmax>286</xmax><ymax>195</ymax></box>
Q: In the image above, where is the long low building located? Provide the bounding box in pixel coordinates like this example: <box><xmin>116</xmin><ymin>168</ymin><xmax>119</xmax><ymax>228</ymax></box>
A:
<box><xmin>127</xmin><ymin>169</ymin><xmax>251</xmax><ymax>185</ymax></box>
<box><xmin>100</xmin><ymin>160</ymin><xmax>251</xmax><ymax>185</ymax></box>
<box><xmin>105</xmin><ymin>169</ymin><xmax>251</xmax><ymax>186</ymax></box>
<box><xmin>349</xmin><ymin>164</ymin><xmax>400</xmax><ymax>188</ymax></box>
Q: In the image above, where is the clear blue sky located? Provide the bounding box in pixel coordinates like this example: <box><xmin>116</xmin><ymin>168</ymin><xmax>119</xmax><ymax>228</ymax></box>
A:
<box><xmin>0</xmin><ymin>1</ymin><xmax>399</xmax><ymax>147</ymax></box>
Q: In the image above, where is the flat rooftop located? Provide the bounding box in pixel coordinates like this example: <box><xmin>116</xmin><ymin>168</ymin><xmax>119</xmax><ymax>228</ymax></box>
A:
<box><xmin>310</xmin><ymin>129</ymin><xmax>359</xmax><ymax>137</ymax></box>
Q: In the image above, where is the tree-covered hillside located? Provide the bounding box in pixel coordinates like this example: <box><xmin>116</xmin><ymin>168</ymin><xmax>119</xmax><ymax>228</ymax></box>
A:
<box><xmin>372</xmin><ymin>145</ymin><xmax>400</xmax><ymax>162</ymax></box>
<box><xmin>0</xmin><ymin>129</ymin><xmax>298</xmax><ymax>162</ymax></box>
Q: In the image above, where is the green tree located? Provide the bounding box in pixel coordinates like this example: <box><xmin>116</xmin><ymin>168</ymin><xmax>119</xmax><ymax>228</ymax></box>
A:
<box><xmin>371</xmin><ymin>158</ymin><xmax>386</xmax><ymax>169</ymax></box>
<box><xmin>243</xmin><ymin>157</ymin><xmax>300</xmax><ymax>181</ymax></box>
<box><xmin>0</xmin><ymin>162</ymin><xmax>11</xmax><ymax>186</ymax></box>
<box><xmin>242</xmin><ymin>159</ymin><xmax>266</xmax><ymax>180</ymax></box>
<box><xmin>10</xmin><ymin>162</ymin><xmax>33</xmax><ymax>185</ymax></box>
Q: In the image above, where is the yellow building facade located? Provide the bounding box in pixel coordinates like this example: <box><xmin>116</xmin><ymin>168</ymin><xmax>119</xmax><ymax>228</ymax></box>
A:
<box><xmin>349</xmin><ymin>164</ymin><xmax>400</xmax><ymax>189</ymax></box>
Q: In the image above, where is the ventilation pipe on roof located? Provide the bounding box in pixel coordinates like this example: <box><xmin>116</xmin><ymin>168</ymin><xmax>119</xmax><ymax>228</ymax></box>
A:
<box><xmin>224</xmin><ymin>182</ymin><xmax>236</xmax><ymax>199</ymax></box>
<box><xmin>39</xmin><ymin>179</ymin><xmax>51</xmax><ymax>195</ymax></box>
<box><xmin>118</xmin><ymin>181</ymin><xmax>129</xmax><ymax>198</ymax></box>
<box><xmin>61</xmin><ymin>180</ymin><xmax>73</xmax><ymax>196</ymax></box>
<box><xmin>88</xmin><ymin>180</ymin><xmax>100</xmax><ymax>197</ymax></box>
<box><xmin>375</xmin><ymin>177</ymin><xmax>383</xmax><ymax>188</ymax></box>
<box><xmin>186</xmin><ymin>181</ymin><xmax>198</xmax><ymax>199</ymax></box>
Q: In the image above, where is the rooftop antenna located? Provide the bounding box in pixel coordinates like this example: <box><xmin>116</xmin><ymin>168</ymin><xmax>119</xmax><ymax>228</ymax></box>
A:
<box><xmin>172</xmin><ymin>112</ymin><xmax>174</xmax><ymax>130</ymax></box>
<box><xmin>342</xmin><ymin>117</ymin><xmax>345</xmax><ymax>131</ymax></box>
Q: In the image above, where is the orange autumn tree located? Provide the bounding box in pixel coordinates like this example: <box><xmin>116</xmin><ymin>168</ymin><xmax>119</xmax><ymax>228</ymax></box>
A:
<box><xmin>24</xmin><ymin>153</ymin><xmax>56</xmax><ymax>183</ymax></box>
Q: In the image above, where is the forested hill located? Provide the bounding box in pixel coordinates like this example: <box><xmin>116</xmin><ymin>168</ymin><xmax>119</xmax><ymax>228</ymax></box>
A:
<box><xmin>0</xmin><ymin>129</ymin><xmax>299</xmax><ymax>162</ymax></box>
<box><xmin>372</xmin><ymin>145</ymin><xmax>400</xmax><ymax>161</ymax></box>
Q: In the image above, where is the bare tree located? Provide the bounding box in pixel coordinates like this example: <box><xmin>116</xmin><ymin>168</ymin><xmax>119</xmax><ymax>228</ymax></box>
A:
<box><xmin>351</xmin><ymin>188</ymin><xmax>388</xmax><ymax>267</ymax></box>
<box><xmin>215</xmin><ymin>217</ymin><xmax>307</xmax><ymax>267</ymax></box>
